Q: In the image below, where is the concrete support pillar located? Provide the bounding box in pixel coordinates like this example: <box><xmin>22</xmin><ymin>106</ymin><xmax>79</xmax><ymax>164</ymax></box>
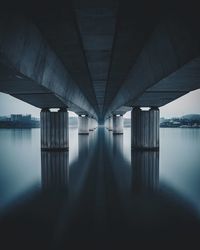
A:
<box><xmin>108</xmin><ymin>116</ymin><xmax>113</xmax><ymax>131</ymax></box>
<box><xmin>94</xmin><ymin>119</ymin><xmax>97</xmax><ymax>129</ymax></box>
<box><xmin>89</xmin><ymin>118</ymin><xmax>94</xmax><ymax>131</ymax></box>
<box><xmin>113</xmin><ymin>115</ymin><xmax>123</xmax><ymax>134</ymax></box>
<box><xmin>40</xmin><ymin>108</ymin><xmax>68</xmax><ymax>150</ymax></box>
<box><xmin>131</xmin><ymin>107</ymin><xmax>159</xmax><ymax>150</ymax></box>
<box><xmin>89</xmin><ymin>118</ymin><xmax>96</xmax><ymax>131</ymax></box>
<box><xmin>105</xmin><ymin>118</ymin><xmax>110</xmax><ymax>129</ymax></box>
<box><xmin>104</xmin><ymin>119</ymin><xmax>107</xmax><ymax>129</ymax></box>
<box><xmin>78</xmin><ymin>115</ymin><xmax>89</xmax><ymax>135</ymax></box>
<box><xmin>94</xmin><ymin>119</ymin><xmax>98</xmax><ymax>129</ymax></box>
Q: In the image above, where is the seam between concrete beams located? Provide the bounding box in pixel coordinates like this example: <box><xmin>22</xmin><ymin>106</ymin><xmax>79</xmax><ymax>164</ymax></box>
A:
<box><xmin>101</xmin><ymin>3</ymin><xmax>119</xmax><ymax>117</ymax></box>
<box><xmin>72</xmin><ymin>4</ymin><xmax>100</xmax><ymax>115</ymax></box>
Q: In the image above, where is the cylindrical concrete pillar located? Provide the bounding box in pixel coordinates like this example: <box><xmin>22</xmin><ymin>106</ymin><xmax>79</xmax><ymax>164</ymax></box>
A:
<box><xmin>108</xmin><ymin>117</ymin><xmax>113</xmax><ymax>131</ymax></box>
<box><xmin>41</xmin><ymin>108</ymin><xmax>69</xmax><ymax>150</ymax></box>
<box><xmin>105</xmin><ymin>119</ymin><xmax>107</xmax><ymax>129</ymax></box>
<box><xmin>131</xmin><ymin>107</ymin><xmax>159</xmax><ymax>150</ymax></box>
<box><xmin>113</xmin><ymin>115</ymin><xmax>123</xmax><ymax>134</ymax></box>
<box><xmin>78</xmin><ymin>115</ymin><xmax>89</xmax><ymax>135</ymax></box>
<box><xmin>89</xmin><ymin>117</ymin><xmax>96</xmax><ymax>131</ymax></box>
<box><xmin>93</xmin><ymin>119</ymin><xmax>97</xmax><ymax>129</ymax></box>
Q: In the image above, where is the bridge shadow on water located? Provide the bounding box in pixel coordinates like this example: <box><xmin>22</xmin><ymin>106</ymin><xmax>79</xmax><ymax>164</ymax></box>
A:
<box><xmin>0</xmin><ymin>127</ymin><xmax>200</xmax><ymax>249</ymax></box>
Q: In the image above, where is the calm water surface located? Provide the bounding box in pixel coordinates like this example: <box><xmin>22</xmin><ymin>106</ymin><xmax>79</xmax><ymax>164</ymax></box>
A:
<box><xmin>0</xmin><ymin>127</ymin><xmax>199</xmax><ymax>214</ymax></box>
<box><xmin>0</xmin><ymin>127</ymin><xmax>200</xmax><ymax>248</ymax></box>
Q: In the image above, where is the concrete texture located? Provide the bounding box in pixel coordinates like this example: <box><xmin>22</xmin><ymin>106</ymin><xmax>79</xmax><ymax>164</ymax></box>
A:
<box><xmin>131</xmin><ymin>107</ymin><xmax>159</xmax><ymax>150</ymax></box>
<box><xmin>78</xmin><ymin>115</ymin><xmax>89</xmax><ymax>135</ymax></box>
<box><xmin>108</xmin><ymin>117</ymin><xmax>113</xmax><ymax>131</ymax></box>
<box><xmin>89</xmin><ymin>117</ymin><xmax>94</xmax><ymax>131</ymax></box>
<box><xmin>0</xmin><ymin>1</ymin><xmax>200</xmax><ymax>122</ymax></box>
<box><xmin>40</xmin><ymin>108</ymin><xmax>69</xmax><ymax>150</ymax></box>
<box><xmin>112</xmin><ymin>115</ymin><xmax>123</xmax><ymax>134</ymax></box>
<box><xmin>0</xmin><ymin>16</ymin><xmax>97</xmax><ymax>119</ymax></box>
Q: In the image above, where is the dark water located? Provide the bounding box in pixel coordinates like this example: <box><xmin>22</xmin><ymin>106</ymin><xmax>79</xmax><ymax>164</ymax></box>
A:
<box><xmin>0</xmin><ymin>127</ymin><xmax>200</xmax><ymax>248</ymax></box>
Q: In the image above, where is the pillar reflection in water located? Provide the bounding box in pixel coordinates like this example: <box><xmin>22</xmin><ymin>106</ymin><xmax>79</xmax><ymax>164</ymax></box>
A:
<box><xmin>78</xmin><ymin>134</ymin><xmax>89</xmax><ymax>161</ymax></box>
<box><xmin>131</xmin><ymin>151</ymin><xmax>159</xmax><ymax>193</ymax></box>
<box><xmin>41</xmin><ymin>150</ymin><xmax>69</xmax><ymax>189</ymax></box>
<box><xmin>112</xmin><ymin>134</ymin><xmax>123</xmax><ymax>156</ymax></box>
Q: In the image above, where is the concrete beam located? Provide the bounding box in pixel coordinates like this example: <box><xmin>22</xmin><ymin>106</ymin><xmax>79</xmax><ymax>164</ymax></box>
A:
<box><xmin>105</xmin><ymin>16</ymin><xmax>200</xmax><ymax>118</ymax></box>
<box><xmin>0</xmin><ymin>16</ymin><xmax>97</xmax><ymax>119</ymax></box>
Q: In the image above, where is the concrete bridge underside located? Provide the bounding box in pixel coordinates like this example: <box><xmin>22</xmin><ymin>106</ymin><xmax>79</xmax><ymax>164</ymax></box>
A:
<box><xmin>0</xmin><ymin>0</ymin><xmax>200</xmax><ymax>149</ymax></box>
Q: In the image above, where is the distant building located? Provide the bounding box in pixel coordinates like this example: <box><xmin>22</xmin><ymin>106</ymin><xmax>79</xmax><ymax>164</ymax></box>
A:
<box><xmin>0</xmin><ymin>114</ymin><xmax>39</xmax><ymax>128</ymax></box>
<box><xmin>11</xmin><ymin>114</ymin><xmax>31</xmax><ymax>122</ymax></box>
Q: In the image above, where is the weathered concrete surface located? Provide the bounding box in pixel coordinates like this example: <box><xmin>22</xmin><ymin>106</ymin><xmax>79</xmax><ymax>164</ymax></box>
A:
<box><xmin>41</xmin><ymin>108</ymin><xmax>69</xmax><ymax>150</ymax></box>
<box><xmin>0</xmin><ymin>16</ymin><xmax>97</xmax><ymax>119</ymax></box>
<box><xmin>89</xmin><ymin>117</ymin><xmax>94</xmax><ymax>131</ymax></box>
<box><xmin>75</xmin><ymin>4</ymin><xmax>118</xmax><ymax>114</ymax></box>
<box><xmin>131</xmin><ymin>107</ymin><xmax>159</xmax><ymax>150</ymax></box>
<box><xmin>108</xmin><ymin>117</ymin><xmax>113</xmax><ymax>131</ymax></box>
<box><xmin>131</xmin><ymin>57</ymin><xmax>200</xmax><ymax>107</ymax></box>
<box><xmin>113</xmin><ymin>115</ymin><xmax>123</xmax><ymax>134</ymax></box>
<box><xmin>1</xmin><ymin>1</ymin><xmax>200</xmax><ymax>122</ymax></box>
<box><xmin>104</xmin><ymin>13</ymin><xmax>200</xmax><ymax>118</ymax></box>
<box><xmin>78</xmin><ymin>115</ymin><xmax>89</xmax><ymax>135</ymax></box>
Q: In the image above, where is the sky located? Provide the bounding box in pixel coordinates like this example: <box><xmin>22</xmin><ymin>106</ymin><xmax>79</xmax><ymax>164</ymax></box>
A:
<box><xmin>0</xmin><ymin>89</ymin><xmax>200</xmax><ymax>118</ymax></box>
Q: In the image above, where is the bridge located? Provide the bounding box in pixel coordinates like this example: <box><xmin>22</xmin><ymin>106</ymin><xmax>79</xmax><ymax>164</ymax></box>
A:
<box><xmin>0</xmin><ymin>0</ymin><xmax>200</xmax><ymax>150</ymax></box>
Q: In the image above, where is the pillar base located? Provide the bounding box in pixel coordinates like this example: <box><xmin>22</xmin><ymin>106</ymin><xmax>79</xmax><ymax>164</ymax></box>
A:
<box><xmin>79</xmin><ymin>132</ymin><xmax>89</xmax><ymax>135</ymax></box>
<box><xmin>131</xmin><ymin>146</ymin><xmax>159</xmax><ymax>151</ymax></box>
<box><xmin>41</xmin><ymin>147</ymin><xmax>69</xmax><ymax>151</ymax></box>
<box><xmin>113</xmin><ymin>131</ymin><xmax>123</xmax><ymax>135</ymax></box>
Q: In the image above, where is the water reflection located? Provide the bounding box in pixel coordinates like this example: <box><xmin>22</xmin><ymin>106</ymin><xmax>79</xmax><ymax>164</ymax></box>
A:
<box><xmin>41</xmin><ymin>150</ymin><xmax>69</xmax><ymax>190</ymax></box>
<box><xmin>69</xmin><ymin>130</ymin><xmax>98</xmax><ymax>199</ymax></box>
<box><xmin>11</xmin><ymin>129</ymin><xmax>32</xmax><ymax>142</ymax></box>
<box><xmin>78</xmin><ymin>135</ymin><xmax>89</xmax><ymax>160</ymax></box>
<box><xmin>106</xmin><ymin>132</ymin><xmax>159</xmax><ymax>199</ymax></box>
<box><xmin>112</xmin><ymin>134</ymin><xmax>123</xmax><ymax>156</ymax></box>
<box><xmin>1</xmin><ymin>128</ymin><xmax>200</xmax><ymax>248</ymax></box>
<box><xmin>131</xmin><ymin>151</ymin><xmax>159</xmax><ymax>193</ymax></box>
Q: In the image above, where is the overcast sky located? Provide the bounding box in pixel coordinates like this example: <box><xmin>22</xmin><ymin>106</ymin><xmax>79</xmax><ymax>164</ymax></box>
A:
<box><xmin>0</xmin><ymin>89</ymin><xmax>200</xmax><ymax>118</ymax></box>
